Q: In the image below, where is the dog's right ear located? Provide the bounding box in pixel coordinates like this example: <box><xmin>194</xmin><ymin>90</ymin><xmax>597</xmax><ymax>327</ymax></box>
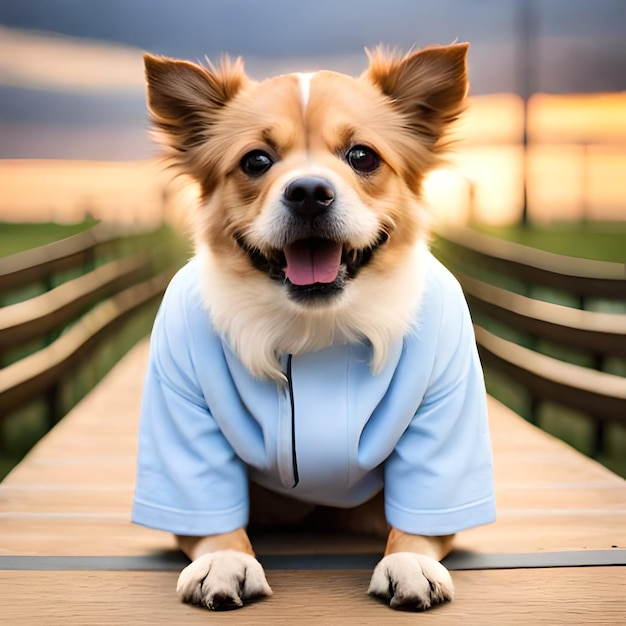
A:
<box><xmin>143</xmin><ymin>53</ymin><xmax>247</xmax><ymax>155</ymax></box>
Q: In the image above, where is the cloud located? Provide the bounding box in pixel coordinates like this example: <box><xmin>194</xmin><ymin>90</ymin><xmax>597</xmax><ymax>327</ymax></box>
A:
<box><xmin>0</xmin><ymin>26</ymin><xmax>144</xmax><ymax>92</ymax></box>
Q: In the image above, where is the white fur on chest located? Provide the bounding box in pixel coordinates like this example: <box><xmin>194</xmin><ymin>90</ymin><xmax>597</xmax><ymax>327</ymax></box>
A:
<box><xmin>196</xmin><ymin>241</ymin><xmax>429</xmax><ymax>382</ymax></box>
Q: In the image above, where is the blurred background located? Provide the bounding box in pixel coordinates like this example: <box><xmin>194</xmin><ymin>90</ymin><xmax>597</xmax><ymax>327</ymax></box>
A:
<box><xmin>0</xmin><ymin>1</ymin><xmax>624</xmax><ymax>479</ymax></box>
<box><xmin>0</xmin><ymin>0</ymin><xmax>625</xmax><ymax>226</ymax></box>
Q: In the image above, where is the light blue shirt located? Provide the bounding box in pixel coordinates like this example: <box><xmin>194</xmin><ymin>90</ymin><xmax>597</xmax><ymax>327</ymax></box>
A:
<box><xmin>132</xmin><ymin>254</ymin><xmax>495</xmax><ymax>537</ymax></box>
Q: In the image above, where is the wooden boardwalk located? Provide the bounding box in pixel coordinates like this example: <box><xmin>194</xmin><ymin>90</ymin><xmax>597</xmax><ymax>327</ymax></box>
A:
<box><xmin>1</xmin><ymin>340</ymin><xmax>625</xmax><ymax>625</ymax></box>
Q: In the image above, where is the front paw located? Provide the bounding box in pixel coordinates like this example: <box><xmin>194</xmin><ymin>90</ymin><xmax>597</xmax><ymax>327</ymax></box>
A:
<box><xmin>368</xmin><ymin>552</ymin><xmax>454</xmax><ymax>610</ymax></box>
<box><xmin>176</xmin><ymin>549</ymin><xmax>272</xmax><ymax>610</ymax></box>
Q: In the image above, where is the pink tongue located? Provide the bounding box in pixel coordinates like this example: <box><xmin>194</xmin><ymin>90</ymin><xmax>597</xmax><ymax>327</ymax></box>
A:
<box><xmin>284</xmin><ymin>238</ymin><xmax>343</xmax><ymax>286</ymax></box>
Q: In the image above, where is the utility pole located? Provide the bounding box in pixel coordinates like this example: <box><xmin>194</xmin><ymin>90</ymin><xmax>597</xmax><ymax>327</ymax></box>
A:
<box><xmin>519</xmin><ymin>0</ymin><xmax>535</xmax><ymax>227</ymax></box>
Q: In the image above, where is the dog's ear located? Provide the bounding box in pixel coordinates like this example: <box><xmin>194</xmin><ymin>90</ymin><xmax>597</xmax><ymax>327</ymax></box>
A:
<box><xmin>365</xmin><ymin>43</ymin><xmax>468</xmax><ymax>146</ymax></box>
<box><xmin>144</xmin><ymin>53</ymin><xmax>247</xmax><ymax>154</ymax></box>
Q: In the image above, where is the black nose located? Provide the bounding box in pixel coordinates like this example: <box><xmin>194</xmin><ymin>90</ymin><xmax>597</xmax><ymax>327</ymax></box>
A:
<box><xmin>282</xmin><ymin>176</ymin><xmax>335</xmax><ymax>219</ymax></box>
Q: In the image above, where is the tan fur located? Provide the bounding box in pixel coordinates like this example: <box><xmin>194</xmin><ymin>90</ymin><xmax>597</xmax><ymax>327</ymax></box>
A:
<box><xmin>145</xmin><ymin>43</ymin><xmax>468</xmax><ymax>610</ymax></box>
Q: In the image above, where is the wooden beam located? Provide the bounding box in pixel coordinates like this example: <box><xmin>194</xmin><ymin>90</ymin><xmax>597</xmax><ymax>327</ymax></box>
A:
<box><xmin>0</xmin><ymin>253</ymin><xmax>151</xmax><ymax>354</ymax></box>
<box><xmin>0</xmin><ymin>272</ymin><xmax>170</xmax><ymax>419</ymax></box>
<box><xmin>475</xmin><ymin>326</ymin><xmax>626</xmax><ymax>422</ymax></box>
<box><xmin>0</xmin><ymin>223</ymin><xmax>157</xmax><ymax>293</ymax></box>
<box><xmin>436</xmin><ymin>225</ymin><xmax>626</xmax><ymax>300</ymax></box>
<box><xmin>459</xmin><ymin>272</ymin><xmax>626</xmax><ymax>356</ymax></box>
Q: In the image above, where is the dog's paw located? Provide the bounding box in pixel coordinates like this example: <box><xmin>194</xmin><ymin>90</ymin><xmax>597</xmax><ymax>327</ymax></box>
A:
<box><xmin>176</xmin><ymin>549</ymin><xmax>272</xmax><ymax>610</ymax></box>
<box><xmin>368</xmin><ymin>552</ymin><xmax>454</xmax><ymax>611</ymax></box>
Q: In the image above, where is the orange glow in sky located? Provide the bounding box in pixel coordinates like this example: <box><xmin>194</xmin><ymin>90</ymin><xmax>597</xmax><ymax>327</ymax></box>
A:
<box><xmin>424</xmin><ymin>92</ymin><xmax>626</xmax><ymax>225</ymax></box>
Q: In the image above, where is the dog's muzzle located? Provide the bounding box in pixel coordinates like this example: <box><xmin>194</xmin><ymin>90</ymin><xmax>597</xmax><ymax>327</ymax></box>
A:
<box><xmin>281</xmin><ymin>176</ymin><xmax>342</xmax><ymax>287</ymax></box>
<box><xmin>235</xmin><ymin>175</ymin><xmax>388</xmax><ymax>305</ymax></box>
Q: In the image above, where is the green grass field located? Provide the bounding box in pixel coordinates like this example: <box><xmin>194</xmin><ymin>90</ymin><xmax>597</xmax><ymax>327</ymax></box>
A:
<box><xmin>473</xmin><ymin>221</ymin><xmax>626</xmax><ymax>263</ymax></box>
<box><xmin>2</xmin><ymin>219</ymin><xmax>624</xmax><ymax>261</ymax></box>
<box><xmin>0</xmin><ymin>219</ymin><xmax>98</xmax><ymax>258</ymax></box>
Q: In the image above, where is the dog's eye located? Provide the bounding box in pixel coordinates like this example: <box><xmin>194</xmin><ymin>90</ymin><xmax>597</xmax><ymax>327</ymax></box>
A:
<box><xmin>346</xmin><ymin>145</ymin><xmax>380</xmax><ymax>174</ymax></box>
<box><xmin>240</xmin><ymin>150</ymin><xmax>274</xmax><ymax>177</ymax></box>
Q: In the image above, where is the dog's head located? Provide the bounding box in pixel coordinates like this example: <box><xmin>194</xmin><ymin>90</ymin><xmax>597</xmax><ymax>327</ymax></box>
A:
<box><xmin>145</xmin><ymin>45</ymin><xmax>468</xmax><ymax>378</ymax></box>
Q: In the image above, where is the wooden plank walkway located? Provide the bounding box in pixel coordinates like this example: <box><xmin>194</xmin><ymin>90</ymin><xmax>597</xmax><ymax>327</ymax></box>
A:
<box><xmin>1</xmin><ymin>339</ymin><xmax>625</xmax><ymax>625</ymax></box>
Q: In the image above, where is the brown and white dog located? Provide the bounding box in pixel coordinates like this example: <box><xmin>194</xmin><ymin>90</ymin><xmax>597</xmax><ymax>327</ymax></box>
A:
<box><xmin>143</xmin><ymin>43</ymin><xmax>472</xmax><ymax>611</ymax></box>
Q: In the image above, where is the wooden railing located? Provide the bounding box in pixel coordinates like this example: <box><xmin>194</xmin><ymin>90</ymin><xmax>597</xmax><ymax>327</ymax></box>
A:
<box><xmin>434</xmin><ymin>225</ymin><xmax>626</xmax><ymax>462</ymax></box>
<box><xmin>2</xmin><ymin>221</ymin><xmax>623</xmax><ymax>472</ymax></box>
<box><xmin>0</xmin><ymin>223</ymin><xmax>184</xmax><ymax>433</ymax></box>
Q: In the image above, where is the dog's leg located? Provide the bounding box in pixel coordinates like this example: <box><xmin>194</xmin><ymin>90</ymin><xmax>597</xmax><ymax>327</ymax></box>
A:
<box><xmin>175</xmin><ymin>528</ymin><xmax>272</xmax><ymax>610</ymax></box>
<box><xmin>368</xmin><ymin>528</ymin><xmax>455</xmax><ymax>611</ymax></box>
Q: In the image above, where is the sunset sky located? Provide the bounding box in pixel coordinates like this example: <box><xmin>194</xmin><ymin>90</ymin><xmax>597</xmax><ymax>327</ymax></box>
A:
<box><xmin>0</xmin><ymin>1</ymin><xmax>624</xmax><ymax>225</ymax></box>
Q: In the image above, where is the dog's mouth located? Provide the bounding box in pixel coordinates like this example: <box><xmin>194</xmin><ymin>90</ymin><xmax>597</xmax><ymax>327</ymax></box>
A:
<box><xmin>235</xmin><ymin>233</ymin><xmax>389</xmax><ymax>303</ymax></box>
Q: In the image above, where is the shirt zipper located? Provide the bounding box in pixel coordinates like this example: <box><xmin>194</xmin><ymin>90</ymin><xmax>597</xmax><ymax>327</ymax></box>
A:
<box><xmin>286</xmin><ymin>354</ymin><xmax>300</xmax><ymax>488</ymax></box>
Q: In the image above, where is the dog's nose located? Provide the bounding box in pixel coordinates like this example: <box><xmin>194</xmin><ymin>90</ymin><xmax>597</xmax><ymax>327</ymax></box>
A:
<box><xmin>282</xmin><ymin>176</ymin><xmax>335</xmax><ymax>219</ymax></box>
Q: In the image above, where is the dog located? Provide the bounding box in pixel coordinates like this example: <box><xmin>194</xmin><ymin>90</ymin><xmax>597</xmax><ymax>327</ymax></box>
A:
<box><xmin>132</xmin><ymin>42</ymin><xmax>495</xmax><ymax>611</ymax></box>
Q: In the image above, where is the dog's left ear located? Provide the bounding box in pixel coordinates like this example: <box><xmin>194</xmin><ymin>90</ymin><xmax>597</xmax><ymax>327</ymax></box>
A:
<box><xmin>365</xmin><ymin>43</ymin><xmax>468</xmax><ymax>145</ymax></box>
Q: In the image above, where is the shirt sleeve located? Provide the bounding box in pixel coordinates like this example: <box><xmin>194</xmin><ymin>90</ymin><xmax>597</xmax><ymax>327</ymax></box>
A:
<box><xmin>132</xmin><ymin>264</ymin><xmax>249</xmax><ymax>536</ymax></box>
<box><xmin>384</xmin><ymin>262</ymin><xmax>496</xmax><ymax>535</ymax></box>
